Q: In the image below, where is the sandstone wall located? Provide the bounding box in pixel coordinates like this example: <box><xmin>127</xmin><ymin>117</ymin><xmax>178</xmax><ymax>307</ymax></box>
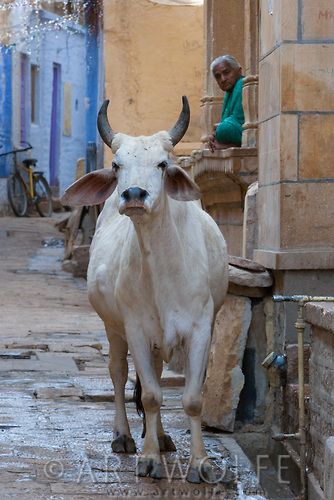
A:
<box><xmin>255</xmin><ymin>0</ymin><xmax>334</xmax><ymax>270</ymax></box>
<box><xmin>305</xmin><ymin>302</ymin><xmax>334</xmax><ymax>492</ymax></box>
<box><xmin>103</xmin><ymin>0</ymin><xmax>203</xmax><ymax>164</ymax></box>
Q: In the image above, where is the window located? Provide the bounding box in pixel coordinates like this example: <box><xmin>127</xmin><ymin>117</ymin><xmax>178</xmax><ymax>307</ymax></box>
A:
<box><xmin>31</xmin><ymin>64</ymin><xmax>40</xmax><ymax>124</ymax></box>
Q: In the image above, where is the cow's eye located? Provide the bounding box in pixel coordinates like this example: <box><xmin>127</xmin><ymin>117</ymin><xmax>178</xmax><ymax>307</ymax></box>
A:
<box><xmin>112</xmin><ymin>162</ymin><xmax>119</xmax><ymax>172</ymax></box>
<box><xmin>157</xmin><ymin>161</ymin><xmax>167</xmax><ymax>170</ymax></box>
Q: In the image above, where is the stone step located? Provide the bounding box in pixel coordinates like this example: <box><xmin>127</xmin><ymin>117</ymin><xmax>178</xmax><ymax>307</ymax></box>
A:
<box><xmin>128</xmin><ymin>367</ymin><xmax>185</xmax><ymax>388</ymax></box>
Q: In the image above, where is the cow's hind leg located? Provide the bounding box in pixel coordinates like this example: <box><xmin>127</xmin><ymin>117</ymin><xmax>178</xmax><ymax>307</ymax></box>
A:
<box><xmin>183</xmin><ymin>320</ymin><xmax>234</xmax><ymax>485</ymax></box>
<box><xmin>183</xmin><ymin>325</ymin><xmax>212</xmax><ymax>483</ymax></box>
<box><xmin>106</xmin><ymin>329</ymin><xmax>136</xmax><ymax>454</ymax></box>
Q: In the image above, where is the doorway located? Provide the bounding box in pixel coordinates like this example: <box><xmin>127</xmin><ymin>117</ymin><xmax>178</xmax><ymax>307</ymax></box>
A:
<box><xmin>49</xmin><ymin>63</ymin><xmax>61</xmax><ymax>189</ymax></box>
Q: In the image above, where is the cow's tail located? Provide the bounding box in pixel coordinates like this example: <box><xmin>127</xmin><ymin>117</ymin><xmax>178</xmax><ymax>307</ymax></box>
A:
<box><xmin>133</xmin><ymin>373</ymin><xmax>146</xmax><ymax>438</ymax></box>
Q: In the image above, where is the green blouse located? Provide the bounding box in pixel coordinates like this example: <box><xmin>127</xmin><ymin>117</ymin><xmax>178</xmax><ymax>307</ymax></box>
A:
<box><xmin>215</xmin><ymin>77</ymin><xmax>245</xmax><ymax>146</ymax></box>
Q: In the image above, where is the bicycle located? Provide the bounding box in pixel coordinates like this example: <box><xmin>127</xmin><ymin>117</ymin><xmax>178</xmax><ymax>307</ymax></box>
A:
<box><xmin>1</xmin><ymin>142</ymin><xmax>53</xmax><ymax>217</ymax></box>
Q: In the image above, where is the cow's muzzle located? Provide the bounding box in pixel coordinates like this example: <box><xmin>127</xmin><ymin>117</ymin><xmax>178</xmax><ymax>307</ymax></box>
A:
<box><xmin>119</xmin><ymin>187</ymin><xmax>149</xmax><ymax>216</ymax></box>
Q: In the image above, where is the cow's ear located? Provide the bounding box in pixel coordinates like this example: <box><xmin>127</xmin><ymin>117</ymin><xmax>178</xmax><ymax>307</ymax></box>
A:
<box><xmin>61</xmin><ymin>169</ymin><xmax>117</xmax><ymax>207</ymax></box>
<box><xmin>164</xmin><ymin>165</ymin><xmax>201</xmax><ymax>201</ymax></box>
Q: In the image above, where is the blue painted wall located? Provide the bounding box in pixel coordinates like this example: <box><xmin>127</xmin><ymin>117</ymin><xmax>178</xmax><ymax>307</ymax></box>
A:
<box><xmin>85</xmin><ymin>2</ymin><xmax>103</xmax><ymax>172</ymax></box>
<box><xmin>1</xmin><ymin>5</ymin><xmax>102</xmax><ymax>195</ymax></box>
<box><xmin>28</xmin><ymin>10</ymin><xmax>87</xmax><ymax>194</ymax></box>
<box><xmin>0</xmin><ymin>46</ymin><xmax>12</xmax><ymax>177</ymax></box>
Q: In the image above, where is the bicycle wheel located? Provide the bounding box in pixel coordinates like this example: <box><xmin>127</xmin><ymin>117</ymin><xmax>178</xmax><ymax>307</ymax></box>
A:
<box><xmin>7</xmin><ymin>174</ymin><xmax>28</xmax><ymax>216</ymax></box>
<box><xmin>33</xmin><ymin>175</ymin><xmax>53</xmax><ymax>217</ymax></box>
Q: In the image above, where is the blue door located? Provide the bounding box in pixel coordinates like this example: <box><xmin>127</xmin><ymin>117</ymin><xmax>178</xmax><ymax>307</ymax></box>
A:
<box><xmin>20</xmin><ymin>54</ymin><xmax>28</xmax><ymax>145</ymax></box>
<box><xmin>49</xmin><ymin>63</ymin><xmax>61</xmax><ymax>188</ymax></box>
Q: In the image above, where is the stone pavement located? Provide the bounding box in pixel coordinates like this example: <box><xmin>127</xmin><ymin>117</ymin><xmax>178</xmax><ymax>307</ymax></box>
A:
<box><xmin>0</xmin><ymin>216</ymin><xmax>264</xmax><ymax>499</ymax></box>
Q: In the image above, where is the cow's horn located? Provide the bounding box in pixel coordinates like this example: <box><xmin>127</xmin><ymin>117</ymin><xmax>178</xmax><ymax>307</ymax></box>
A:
<box><xmin>97</xmin><ymin>100</ymin><xmax>116</xmax><ymax>147</ymax></box>
<box><xmin>168</xmin><ymin>96</ymin><xmax>190</xmax><ymax>146</ymax></box>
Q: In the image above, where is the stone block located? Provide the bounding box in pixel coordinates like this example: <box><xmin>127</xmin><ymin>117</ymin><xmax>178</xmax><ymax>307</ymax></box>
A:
<box><xmin>257</xmin><ymin>184</ymin><xmax>281</xmax><ymax>249</ymax></box>
<box><xmin>253</xmin><ymin>247</ymin><xmax>334</xmax><ymax>270</ymax></box>
<box><xmin>228</xmin><ymin>265</ymin><xmax>272</xmax><ymax>288</ymax></box>
<box><xmin>259</xmin><ymin>48</ymin><xmax>280</xmax><ymax>121</ymax></box>
<box><xmin>202</xmin><ymin>294</ymin><xmax>252</xmax><ymax>431</ymax></box>
<box><xmin>302</xmin><ymin>1</ymin><xmax>334</xmax><ymax>40</ymax></box>
<box><xmin>324</xmin><ymin>436</ymin><xmax>334</xmax><ymax>500</ymax></box>
<box><xmin>281</xmin><ymin>44</ymin><xmax>334</xmax><ymax>112</ymax></box>
<box><xmin>228</xmin><ymin>283</ymin><xmax>269</xmax><ymax>298</ymax></box>
<box><xmin>128</xmin><ymin>367</ymin><xmax>184</xmax><ymax>388</ymax></box>
<box><xmin>36</xmin><ymin>352</ymin><xmax>79</xmax><ymax>373</ymax></box>
<box><xmin>255</xmin><ymin>112</ymin><xmax>298</xmax><ymax>189</ymax></box>
<box><xmin>259</xmin><ymin>116</ymin><xmax>283</xmax><ymax>185</ymax></box>
<box><xmin>305</xmin><ymin>302</ymin><xmax>334</xmax><ymax>333</ymax></box>
<box><xmin>34</xmin><ymin>386</ymin><xmax>83</xmax><ymax>400</ymax></box>
<box><xmin>299</xmin><ymin>114</ymin><xmax>334</xmax><ymax>179</ymax></box>
<box><xmin>281</xmin><ymin>0</ymin><xmax>298</xmax><ymax>40</ymax></box>
<box><xmin>71</xmin><ymin>244</ymin><xmax>90</xmax><ymax>278</ymax></box>
<box><xmin>259</xmin><ymin>0</ymin><xmax>298</xmax><ymax>57</ymax></box>
<box><xmin>242</xmin><ymin>182</ymin><xmax>258</xmax><ymax>260</ymax></box>
<box><xmin>280</xmin><ymin>182</ymin><xmax>334</xmax><ymax>248</ymax></box>
<box><xmin>280</xmin><ymin>113</ymin><xmax>299</xmax><ymax>180</ymax></box>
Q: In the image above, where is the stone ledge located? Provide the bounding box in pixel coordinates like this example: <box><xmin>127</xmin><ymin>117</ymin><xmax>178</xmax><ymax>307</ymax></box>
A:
<box><xmin>305</xmin><ymin>302</ymin><xmax>334</xmax><ymax>334</ymax></box>
<box><xmin>192</xmin><ymin>147</ymin><xmax>257</xmax><ymax>180</ymax></box>
<box><xmin>200</xmin><ymin>147</ymin><xmax>257</xmax><ymax>158</ymax></box>
<box><xmin>254</xmin><ymin>248</ymin><xmax>334</xmax><ymax>270</ymax></box>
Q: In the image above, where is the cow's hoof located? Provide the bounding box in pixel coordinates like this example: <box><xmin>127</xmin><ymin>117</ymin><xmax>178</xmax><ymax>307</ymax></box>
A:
<box><xmin>186</xmin><ymin>464</ymin><xmax>218</xmax><ymax>484</ymax></box>
<box><xmin>200</xmin><ymin>462</ymin><xmax>219</xmax><ymax>483</ymax></box>
<box><xmin>150</xmin><ymin>461</ymin><xmax>164</xmax><ymax>479</ymax></box>
<box><xmin>136</xmin><ymin>457</ymin><xmax>163</xmax><ymax>479</ymax></box>
<box><xmin>112</xmin><ymin>435</ymin><xmax>136</xmax><ymax>454</ymax></box>
<box><xmin>158</xmin><ymin>434</ymin><xmax>176</xmax><ymax>452</ymax></box>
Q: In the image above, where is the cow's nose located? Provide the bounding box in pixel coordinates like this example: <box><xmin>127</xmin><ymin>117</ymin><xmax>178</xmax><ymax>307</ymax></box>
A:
<box><xmin>122</xmin><ymin>187</ymin><xmax>148</xmax><ymax>202</ymax></box>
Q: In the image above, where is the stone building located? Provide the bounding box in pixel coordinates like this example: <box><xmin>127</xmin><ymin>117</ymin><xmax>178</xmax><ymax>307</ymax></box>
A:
<box><xmin>102</xmin><ymin>0</ymin><xmax>334</xmax><ymax>497</ymax></box>
<box><xmin>0</xmin><ymin>0</ymin><xmax>103</xmax><ymax>213</ymax></box>
<box><xmin>186</xmin><ymin>1</ymin><xmax>334</xmax><ymax>499</ymax></box>
<box><xmin>64</xmin><ymin>1</ymin><xmax>334</xmax><ymax>497</ymax></box>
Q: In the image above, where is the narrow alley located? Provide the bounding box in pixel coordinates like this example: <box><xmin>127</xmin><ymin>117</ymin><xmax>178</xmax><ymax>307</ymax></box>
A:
<box><xmin>0</xmin><ymin>216</ymin><xmax>262</xmax><ymax>499</ymax></box>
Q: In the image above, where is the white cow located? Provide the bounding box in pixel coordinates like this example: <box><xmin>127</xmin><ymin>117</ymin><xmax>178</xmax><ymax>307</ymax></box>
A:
<box><xmin>62</xmin><ymin>97</ymin><xmax>229</xmax><ymax>483</ymax></box>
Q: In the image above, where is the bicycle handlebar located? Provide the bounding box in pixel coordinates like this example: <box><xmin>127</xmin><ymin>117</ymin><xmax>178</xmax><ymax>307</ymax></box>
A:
<box><xmin>0</xmin><ymin>142</ymin><xmax>32</xmax><ymax>157</ymax></box>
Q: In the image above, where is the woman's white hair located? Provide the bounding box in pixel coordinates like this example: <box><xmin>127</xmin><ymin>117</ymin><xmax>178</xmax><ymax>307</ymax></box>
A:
<box><xmin>210</xmin><ymin>55</ymin><xmax>241</xmax><ymax>72</ymax></box>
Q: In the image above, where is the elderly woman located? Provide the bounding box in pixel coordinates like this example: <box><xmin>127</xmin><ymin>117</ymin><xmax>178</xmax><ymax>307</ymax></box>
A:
<box><xmin>208</xmin><ymin>55</ymin><xmax>244</xmax><ymax>152</ymax></box>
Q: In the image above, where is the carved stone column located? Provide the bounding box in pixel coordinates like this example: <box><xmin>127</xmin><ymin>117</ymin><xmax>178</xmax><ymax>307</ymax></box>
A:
<box><xmin>242</xmin><ymin>75</ymin><xmax>258</xmax><ymax>148</ymax></box>
<box><xmin>244</xmin><ymin>0</ymin><xmax>259</xmax><ymax>75</ymax></box>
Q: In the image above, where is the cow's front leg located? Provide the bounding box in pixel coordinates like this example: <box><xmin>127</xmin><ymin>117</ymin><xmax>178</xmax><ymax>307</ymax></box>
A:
<box><xmin>106</xmin><ymin>329</ymin><xmax>136</xmax><ymax>454</ymax></box>
<box><xmin>127</xmin><ymin>336</ymin><xmax>163</xmax><ymax>479</ymax></box>
<box><xmin>153</xmin><ymin>350</ymin><xmax>177</xmax><ymax>452</ymax></box>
